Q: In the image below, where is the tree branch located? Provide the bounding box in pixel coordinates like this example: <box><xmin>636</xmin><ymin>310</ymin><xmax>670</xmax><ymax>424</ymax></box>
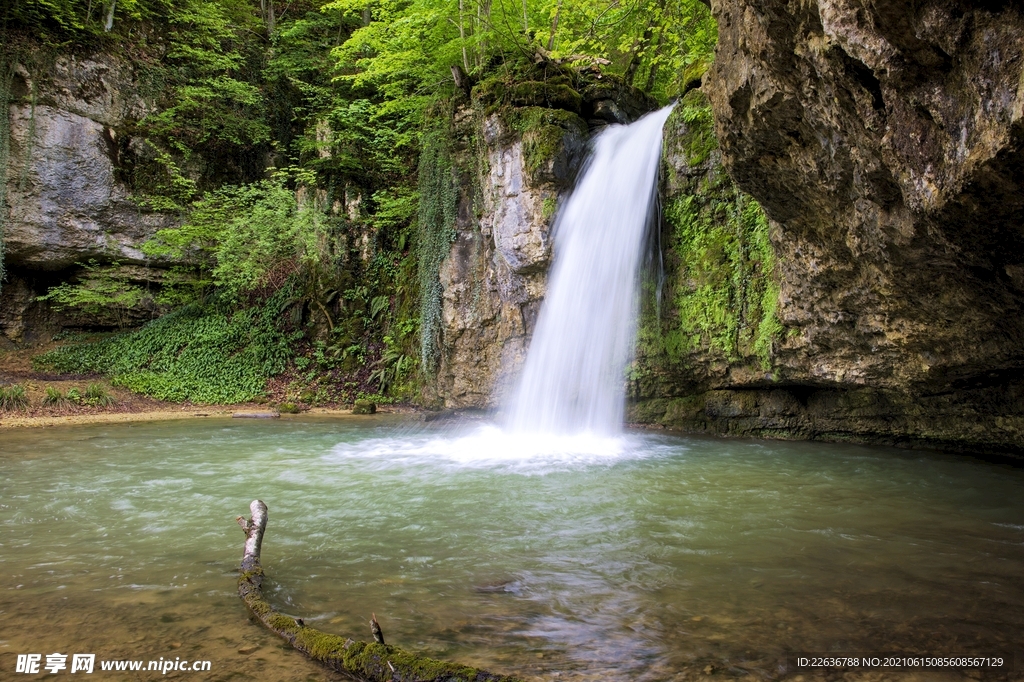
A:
<box><xmin>236</xmin><ymin>500</ymin><xmax>522</xmax><ymax>682</ymax></box>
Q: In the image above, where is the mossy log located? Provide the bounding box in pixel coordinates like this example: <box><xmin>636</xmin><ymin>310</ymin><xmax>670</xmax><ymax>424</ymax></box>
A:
<box><xmin>236</xmin><ymin>500</ymin><xmax>522</xmax><ymax>682</ymax></box>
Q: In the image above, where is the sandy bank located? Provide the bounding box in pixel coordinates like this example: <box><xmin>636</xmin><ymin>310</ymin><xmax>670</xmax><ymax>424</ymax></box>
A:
<box><xmin>0</xmin><ymin>406</ymin><xmax>389</xmax><ymax>430</ymax></box>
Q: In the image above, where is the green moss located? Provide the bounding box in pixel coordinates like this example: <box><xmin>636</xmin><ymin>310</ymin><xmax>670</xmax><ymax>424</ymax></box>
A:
<box><xmin>662</xmin><ymin>189</ymin><xmax>779</xmax><ymax>367</ymax></box>
<box><xmin>296</xmin><ymin>627</ymin><xmax>351</xmax><ymax>659</ymax></box>
<box><xmin>469</xmin><ymin>59</ymin><xmax>583</xmax><ymax>117</ymax></box>
<box><xmin>542</xmin><ymin>196</ymin><xmax>557</xmax><ymax>219</ymax></box>
<box><xmin>471</xmin><ymin>76</ymin><xmax>507</xmax><ymax>114</ymax></box>
<box><xmin>677</xmin><ymin>90</ymin><xmax>717</xmax><ymax>166</ymax></box>
<box><xmin>501</xmin><ymin>106</ymin><xmax>584</xmax><ymax>179</ymax></box>
<box><xmin>638</xmin><ymin>90</ymin><xmax>782</xmax><ymax>375</ymax></box>
<box><xmin>340</xmin><ymin>641</ymin><xmax>492</xmax><ymax>681</ymax></box>
<box><xmin>268</xmin><ymin>613</ymin><xmax>300</xmax><ymax>634</ymax></box>
<box><xmin>352</xmin><ymin>398</ymin><xmax>376</xmax><ymax>414</ymax></box>
<box><xmin>509</xmin><ymin>81</ymin><xmax>582</xmax><ymax>112</ymax></box>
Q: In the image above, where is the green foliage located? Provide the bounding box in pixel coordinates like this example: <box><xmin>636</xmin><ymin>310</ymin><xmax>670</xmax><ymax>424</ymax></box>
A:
<box><xmin>370</xmin><ymin>334</ymin><xmax>413</xmax><ymax>394</ymax></box>
<box><xmin>143</xmin><ymin>178</ymin><xmax>337</xmax><ymax>304</ymax></box>
<box><xmin>507</xmin><ymin>106</ymin><xmax>582</xmax><ymax>177</ymax></box>
<box><xmin>663</xmin><ymin>189</ymin><xmax>778</xmax><ymax>366</ymax></box>
<box><xmin>38</xmin><ymin>260</ymin><xmax>153</xmax><ymax>329</ymax></box>
<box><xmin>329</xmin><ymin>0</ymin><xmax>715</xmax><ymax>103</ymax></box>
<box><xmin>416</xmin><ymin>109</ymin><xmax>458</xmax><ymax>373</ymax></box>
<box><xmin>6</xmin><ymin>0</ymin><xmax>723</xmax><ymax>406</ymax></box>
<box><xmin>542</xmin><ymin>196</ymin><xmax>557</xmax><ymax>219</ymax></box>
<box><xmin>37</xmin><ymin>383</ymin><xmax>113</xmax><ymax>407</ymax></box>
<box><xmin>143</xmin><ymin>76</ymin><xmax>271</xmax><ymax>154</ymax></box>
<box><xmin>0</xmin><ymin>384</ymin><xmax>30</xmax><ymax>410</ymax></box>
<box><xmin>678</xmin><ymin>96</ymin><xmax>717</xmax><ymax>166</ymax></box>
<box><xmin>35</xmin><ymin>295</ymin><xmax>295</xmax><ymax>404</ymax></box>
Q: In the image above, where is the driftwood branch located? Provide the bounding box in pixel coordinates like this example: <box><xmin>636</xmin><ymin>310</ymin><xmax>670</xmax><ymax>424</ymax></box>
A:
<box><xmin>236</xmin><ymin>500</ymin><xmax>521</xmax><ymax>682</ymax></box>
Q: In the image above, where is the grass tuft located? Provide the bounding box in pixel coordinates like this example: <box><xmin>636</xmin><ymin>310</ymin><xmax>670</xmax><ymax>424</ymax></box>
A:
<box><xmin>0</xmin><ymin>384</ymin><xmax>29</xmax><ymax>410</ymax></box>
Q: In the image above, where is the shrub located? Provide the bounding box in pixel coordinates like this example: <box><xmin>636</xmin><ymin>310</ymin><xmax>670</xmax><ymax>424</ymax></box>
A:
<box><xmin>37</xmin><ymin>260</ymin><xmax>152</xmax><ymax>329</ymax></box>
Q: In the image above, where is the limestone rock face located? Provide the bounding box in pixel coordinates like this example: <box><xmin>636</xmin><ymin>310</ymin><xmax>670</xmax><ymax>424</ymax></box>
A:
<box><xmin>706</xmin><ymin>0</ymin><xmax>1024</xmax><ymax>393</ymax></box>
<box><xmin>626</xmin><ymin>0</ymin><xmax>1024</xmax><ymax>456</ymax></box>
<box><xmin>429</xmin><ymin>110</ymin><xmax>588</xmax><ymax>408</ymax></box>
<box><xmin>4</xmin><ymin>55</ymin><xmax>174</xmax><ymax>271</ymax></box>
<box><xmin>487</xmin><ymin>130</ymin><xmax>551</xmax><ymax>276</ymax></box>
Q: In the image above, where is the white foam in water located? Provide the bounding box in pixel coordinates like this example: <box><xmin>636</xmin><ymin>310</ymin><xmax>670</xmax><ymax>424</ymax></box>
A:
<box><xmin>505</xmin><ymin>105</ymin><xmax>675</xmax><ymax>436</ymax></box>
<box><xmin>327</xmin><ymin>425</ymin><xmax>665</xmax><ymax>473</ymax></box>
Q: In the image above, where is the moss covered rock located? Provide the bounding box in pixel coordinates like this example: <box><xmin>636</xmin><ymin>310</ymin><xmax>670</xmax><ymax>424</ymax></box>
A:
<box><xmin>352</xmin><ymin>399</ymin><xmax>376</xmax><ymax>415</ymax></box>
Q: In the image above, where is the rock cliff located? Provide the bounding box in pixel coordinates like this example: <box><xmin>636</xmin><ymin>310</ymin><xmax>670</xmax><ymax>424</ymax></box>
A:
<box><xmin>430</xmin><ymin>6</ymin><xmax>1024</xmax><ymax>456</ymax></box>
<box><xmin>631</xmin><ymin>0</ymin><xmax>1024</xmax><ymax>456</ymax></box>
<box><xmin>1</xmin><ymin>53</ymin><xmax>175</xmax><ymax>343</ymax></box>
<box><xmin>426</xmin><ymin>69</ymin><xmax>656</xmax><ymax>407</ymax></box>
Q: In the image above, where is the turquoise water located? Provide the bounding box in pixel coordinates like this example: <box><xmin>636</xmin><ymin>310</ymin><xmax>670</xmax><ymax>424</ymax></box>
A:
<box><xmin>1</xmin><ymin>416</ymin><xmax>1022</xmax><ymax>680</ymax></box>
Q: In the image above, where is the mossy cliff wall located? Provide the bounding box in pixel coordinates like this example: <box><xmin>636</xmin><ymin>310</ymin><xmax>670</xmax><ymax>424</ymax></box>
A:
<box><xmin>630</xmin><ymin>0</ymin><xmax>1024</xmax><ymax>457</ymax></box>
<box><xmin>424</xmin><ymin>67</ymin><xmax>655</xmax><ymax>407</ymax></box>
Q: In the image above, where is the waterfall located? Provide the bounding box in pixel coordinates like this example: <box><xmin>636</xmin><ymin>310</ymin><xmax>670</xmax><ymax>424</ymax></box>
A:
<box><xmin>505</xmin><ymin>105</ymin><xmax>675</xmax><ymax>435</ymax></box>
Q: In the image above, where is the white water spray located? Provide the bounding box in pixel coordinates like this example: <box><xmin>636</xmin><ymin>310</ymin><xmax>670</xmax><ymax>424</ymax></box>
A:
<box><xmin>505</xmin><ymin>105</ymin><xmax>675</xmax><ymax>435</ymax></box>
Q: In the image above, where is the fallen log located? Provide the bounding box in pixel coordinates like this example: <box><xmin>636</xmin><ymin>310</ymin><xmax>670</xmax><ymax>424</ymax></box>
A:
<box><xmin>236</xmin><ymin>500</ymin><xmax>522</xmax><ymax>682</ymax></box>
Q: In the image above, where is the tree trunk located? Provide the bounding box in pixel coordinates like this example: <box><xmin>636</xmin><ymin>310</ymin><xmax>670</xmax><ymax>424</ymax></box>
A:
<box><xmin>451</xmin><ymin>64</ymin><xmax>470</xmax><ymax>92</ymax></box>
<box><xmin>477</xmin><ymin>0</ymin><xmax>491</xmax><ymax>66</ymax></box>
<box><xmin>547</xmin><ymin>0</ymin><xmax>562</xmax><ymax>51</ymax></box>
<box><xmin>623</xmin><ymin>0</ymin><xmax>666</xmax><ymax>87</ymax></box>
<box><xmin>641</xmin><ymin>28</ymin><xmax>665</xmax><ymax>93</ymax></box>
<box><xmin>458</xmin><ymin>0</ymin><xmax>470</xmax><ymax>72</ymax></box>
<box><xmin>236</xmin><ymin>500</ymin><xmax>522</xmax><ymax>682</ymax></box>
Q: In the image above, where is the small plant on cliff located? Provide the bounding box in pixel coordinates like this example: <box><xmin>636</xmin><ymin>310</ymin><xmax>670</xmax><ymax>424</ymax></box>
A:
<box><xmin>0</xmin><ymin>384</ymin><xmax>29</xmax><ymax>410</ymax></box>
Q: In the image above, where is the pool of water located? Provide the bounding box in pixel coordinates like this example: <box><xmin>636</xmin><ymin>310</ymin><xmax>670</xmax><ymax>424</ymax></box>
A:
<box><xmin>1</xmin><ymin>415</ymin><xmax>1022</xmax><ymax>680</ymax></box>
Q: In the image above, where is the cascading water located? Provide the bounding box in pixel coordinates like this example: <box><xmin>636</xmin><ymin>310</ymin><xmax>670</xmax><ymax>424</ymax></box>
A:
<box><xmin>505</xmin><ymin>105</ymin><xmax>675</xmax><ymax>436</ymax></box>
